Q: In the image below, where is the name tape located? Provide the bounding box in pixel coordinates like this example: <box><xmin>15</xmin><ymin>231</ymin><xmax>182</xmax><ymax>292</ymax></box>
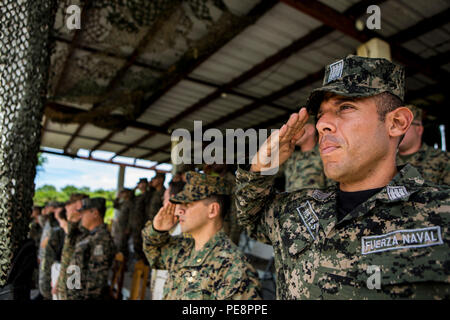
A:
<box><xmin>361</xmin><ymin>226</ymin><xmax>443</xmax><ymax>255</ymax></box>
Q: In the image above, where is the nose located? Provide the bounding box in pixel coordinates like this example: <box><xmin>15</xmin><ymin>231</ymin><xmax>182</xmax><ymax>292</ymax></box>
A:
<box><xmin>316</xmin><ymin>112</ymin><xmax>337</xmax><ymax>136</ymax></box>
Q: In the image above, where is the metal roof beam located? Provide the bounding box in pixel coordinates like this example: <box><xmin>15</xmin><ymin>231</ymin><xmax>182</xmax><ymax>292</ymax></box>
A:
<box><xmin>280</xmin><ymin>0</ymin><xmax>450</xmax><ymax>83</ymax></box>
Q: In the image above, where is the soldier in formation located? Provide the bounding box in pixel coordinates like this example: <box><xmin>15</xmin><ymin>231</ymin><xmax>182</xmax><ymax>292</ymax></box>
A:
<box><xmin>236</xmin><ymin>55</ymin><xmax>450</xmax><ymax>299</ymax></box>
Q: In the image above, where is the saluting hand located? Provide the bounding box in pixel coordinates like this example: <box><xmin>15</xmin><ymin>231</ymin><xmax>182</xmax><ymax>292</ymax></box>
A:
<box><xmin>251</xmin><ymin>107</ymin><xmax>309</xmax><ymax>173</ymax></box>
<box><xmin>153</xmin><ymin>203</ymin><xmax>177</xmax><ymax>232</ymax></box>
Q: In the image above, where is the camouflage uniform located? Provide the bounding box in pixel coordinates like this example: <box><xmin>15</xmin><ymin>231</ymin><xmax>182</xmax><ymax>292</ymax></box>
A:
<box><xmin>66</xmin><ymin>224</ymin><xmax>116</xmax><ymax>300</ymax></box>
<box><xmin>39</xmin><ymin>226</ymin><xmax>65</xmax><ymax>299</ymax></box>
<box><xmin>397</xmin><ymin>143</ymin><xmax>449</xmax><ymax>186</ymax></box>
<box><xmin>237</xmin><ymin>164</ymin><xmax>450</xmax><ymax>299</ymax></box>
<box><xmin>38</xmin><ymin>212</ymin><xmax>59</xmax><ymax>297</ymax></box>
<box><xmin>236</xmin><ymin>56</ymin><xmax>450</xmax><ymax>299</ymax></box>
<box><xmin>396</xmin><ymin>105</ymin><xmax>449</xmax><ymax>185</ymax></box>
<box><xmin>142</xmin><ymin>171</ymin><xmax>262</xmax><ymax>300</ymax></box>
<box><xmin>57</xmin><ymin>221</ymin><xmax>88</xmax><ymax>300</ymax></box>
<box><xmin>143</xmin><ymin>224</ymin><xmax>261</xmax><ymax>300</ymax></box>
<box><xmin>284</xmin><ymin>145</ymin><xmax>332</xmax><ymax>192</ymax></box>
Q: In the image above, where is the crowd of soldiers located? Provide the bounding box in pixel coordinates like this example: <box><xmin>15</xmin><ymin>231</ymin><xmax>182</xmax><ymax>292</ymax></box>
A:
<box><xmin>27</xmin><ymin>55</ymin><xmax>449</xmax><ymax>300</ymax></box>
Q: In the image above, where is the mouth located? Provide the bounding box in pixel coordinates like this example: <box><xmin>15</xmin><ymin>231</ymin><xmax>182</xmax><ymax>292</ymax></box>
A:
<box><xmin>320</xmin><ymin>145</ymin><xmax>340</xmax><ymax>154</ymax></box>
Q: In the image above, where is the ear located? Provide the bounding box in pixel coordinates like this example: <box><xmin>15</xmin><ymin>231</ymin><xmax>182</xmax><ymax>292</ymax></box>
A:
<box><xmin>386</xmin><ymin>107</ymin><xmax>413</xmax><ymax>139</ymax></box>
<box><xmin>207</xmin><ymin>202</ymin><xmax>220</xmax><ymax>219</ymax></box>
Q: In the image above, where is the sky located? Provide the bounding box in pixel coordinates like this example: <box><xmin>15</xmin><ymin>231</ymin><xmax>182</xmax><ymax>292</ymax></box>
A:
<box><xmin>35</xmin><ymin>148</ymin><xmax>173</xmax><ymax>191</ymax></box>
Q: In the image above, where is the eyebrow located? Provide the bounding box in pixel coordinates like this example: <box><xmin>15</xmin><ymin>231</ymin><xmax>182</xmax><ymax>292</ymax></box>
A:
<box><xmin>318</xmin><ymin>97</ymin><xmax>357</xmax><ymax>114</ymax></box>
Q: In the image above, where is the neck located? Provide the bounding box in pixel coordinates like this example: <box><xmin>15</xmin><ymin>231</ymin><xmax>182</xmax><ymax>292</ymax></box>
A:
<box><xmin>155</xmin><ymin>185</ymin><xmax>163</xmax><ymax>191</ymax></box>
<box><xmin>399</xmin><ymin>140</ymin><xmax>422</xmax><ymax>156</ymax></box>
<box><xmin>300</xmin><ymin>138</ymin><xmax>316</xmax><ymax>152</ymax></box>
<box><xmin>339</xmin><ymin>154</ymin><xmax>397</xmax><ymax>192</ymax></box>
<box><xmin>191</xmin><ymin>222</ymin><xmax>222</xmax><ymax>251</ymax></box>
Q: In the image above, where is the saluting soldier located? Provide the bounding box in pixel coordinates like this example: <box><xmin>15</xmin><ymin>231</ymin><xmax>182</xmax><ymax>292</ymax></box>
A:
<box><xmin>55</xmin><ymin>193</ymin><xmax>89</xmax><ymax>300</ymax></box>
<box><xmin>142</xmin><ymin>172</ymin><xmax>261</xmax><ymax>300</ymax></box>
<box><xmin>236</xmin><ymin>55</ymin><xmax>450</xmax><ymax>299</ymax></box>
<box><xmin>66</xmin><ymin>198</ymin><xmax>116</xmax><ymax>300</ymax></box>
<box><xmin>397</xmin><ymin>104</ymin><xmax>449</xmax><ymax>185</ymax></box>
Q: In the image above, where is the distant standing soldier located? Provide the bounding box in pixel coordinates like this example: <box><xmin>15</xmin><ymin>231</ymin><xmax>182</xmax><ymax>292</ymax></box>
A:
<box><xmin>66</xmin><ymin>198</ymin><xmax>116</xmax><ymax>300</ymax></box>
<box><xmin>130</xmin><ymin>178</ymin><xmax>151</xmax><ymax>261</ymax></box>
<box><xmin>146</xmin><ymin>173</ymin><xmax>166</xmax><ymax>223</ymax></box>
<box><xmin>113</xmin><ymin>188</ymin><xmax>134</xmax><ymax>258</ymax></box>
<box><xmin>55</xmin><ymin>193</ymin><xmax>89</xmax><ymax>300</ymax></box>
<box><xmin>29</xmin><ymin>206</ymin><xmax>43</xmax><ymax>249</ymax></box>
<box><xmin>40</xmin><ymin>205</ymin><xmax>67</xmax><ymax>300</ymax></box>
<box><xmin>397</xmin><ymin>104</ymin><xmax>449</xmax><ymax>185</ymax></box>
<box><xmin>142</xmin><ymin>172</ymin><xmax>261</xmax><ymax>300</ymax></box>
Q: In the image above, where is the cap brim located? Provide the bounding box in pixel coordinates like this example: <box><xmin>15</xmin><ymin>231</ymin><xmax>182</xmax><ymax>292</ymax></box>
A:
<box><xmin>169</xmin><ymin>191</ymin><xmax>207</xmax><ymax>204</ymax></box>
<box><xmin>306</xmin><ymin>84</ymin><xmax>381</xmax><ymax>115</ymax></box>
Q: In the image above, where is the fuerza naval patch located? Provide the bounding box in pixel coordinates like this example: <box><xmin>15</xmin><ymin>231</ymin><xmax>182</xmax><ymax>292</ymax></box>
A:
<box><xmin>296</xmin><ymin>201</ymin><xmax>319</xmax><ymax>240</ymax></box>
<box><xmin>361</xmin><ymin>226</ymin><xmax>443</xmax><ymax>255</ymax></box>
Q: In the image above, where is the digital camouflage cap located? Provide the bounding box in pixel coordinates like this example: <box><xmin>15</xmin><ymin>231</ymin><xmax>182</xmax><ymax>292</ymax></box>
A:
<box><xmin>170</xmin><ymin>171</ymin><xmax>231</xmax><ymax>204</ymax></box>
<box><xmin>306</xmin><ymin>55</ymin><xmax>405</xmax><ymax>115</ymax></box>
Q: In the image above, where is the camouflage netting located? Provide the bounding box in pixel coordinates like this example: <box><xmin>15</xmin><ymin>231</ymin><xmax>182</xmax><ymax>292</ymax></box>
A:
<box><xmin>0</xmin><ymin>0</ymin><xmax>57</xmax><ymax>287</ymax></box>
<box><xmin>46</xmin><ymin>0</ymin><xmax>233</xmax><ymax>130</ymax></box>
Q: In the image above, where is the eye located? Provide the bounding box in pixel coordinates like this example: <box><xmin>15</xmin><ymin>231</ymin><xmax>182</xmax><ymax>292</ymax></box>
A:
<box><xmin>339</xmin><ymin>104</ymin><xmax>354</xmax><ymax>113</ymax></box>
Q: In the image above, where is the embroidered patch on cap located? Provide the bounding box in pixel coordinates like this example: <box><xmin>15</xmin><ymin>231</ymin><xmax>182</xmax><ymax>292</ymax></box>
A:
<box><xmin>93</xmin><ymin>244</ymin><xmax>103</xmax><ymax>256</ymax></box>
<box><xmin>361</xmin><ymin>226</ymin><xmax>443</xmax><ymax>255</ymax></box>
<box><xmin>296</xmin><ymin>201</ymin><xmax>319</xmax><ymax>240</ymax></box>
<box><xmin>326</xmin><ymin>59</ymin><xmax>344</xmax><ymax>84</ymax></box>
<box><xmin>386</xmin><ymin>186</ymin><xmax>409</xmax><ymax>200</ymax></box>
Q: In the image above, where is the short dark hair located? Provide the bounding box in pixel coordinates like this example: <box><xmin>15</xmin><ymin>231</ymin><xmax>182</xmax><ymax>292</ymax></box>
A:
<box><xmin>322</xmin><ymin>91</ymin><xmax>403</xmax><ymax>122</ymax></box>
<box><xmin>97</xmin><ymin>207</ymin><xmax>106</xmax><ymax>218</ymax></box>
<box><xmin>205</xmin><ymin>194</ymin><xmax>230</xmax><ymax>219</ymax></box>
<box><xmin>373</xmin><ymin>92</ymin><xmax>403</xmax><ymax>121</ymax></box>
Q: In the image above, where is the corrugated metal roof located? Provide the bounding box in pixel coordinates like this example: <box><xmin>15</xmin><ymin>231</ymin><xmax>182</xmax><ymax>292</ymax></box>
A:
<box><xmin>42</xmin><ymin>0</ymin><xmax>450</xmax><ymax>166</ymax></box>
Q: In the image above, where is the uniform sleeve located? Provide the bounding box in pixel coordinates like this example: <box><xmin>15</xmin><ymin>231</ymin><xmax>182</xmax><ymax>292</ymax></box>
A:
<box><xmin>141</xmin><ymin>220</ymin><xmax>184</xmax><ymax>270</ymax></box>
<box><xmin>235</xmin><ymin>166</ymin><xmax>284</xmax><ymax>245</ymax></box>
<box><xmin>40</xmin><ymin>231</ymin><xmax>58</xmax><ymax>299</ymax></box>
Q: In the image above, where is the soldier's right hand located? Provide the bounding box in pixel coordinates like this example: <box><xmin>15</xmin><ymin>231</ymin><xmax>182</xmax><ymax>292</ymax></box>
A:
<box><xmin>153</xmin><ymin>203</ymin><xmax>177</xmax><ymax>232</ymax></box>
<box><xmin>251</xmin><ymin>107</ymin><xmax>308</xmax><ymax>173</ymax></box>
<box><xmin>66</xmin><ymin>200</ymin><xmax>82</xmax><ymax>222</ymax></box>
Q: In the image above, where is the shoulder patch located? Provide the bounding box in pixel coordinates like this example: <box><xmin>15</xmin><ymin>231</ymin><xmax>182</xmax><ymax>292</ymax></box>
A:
<box><xmin>311</xmin><ymin>189</ymin><xmax>332</xmax><ymax>201</ymax></box>
<box><xmin>296</xmin><ymin>201</ymin><xmax>319</xmax><ymax>240</ymax></box>
<box><xmin>386</xmin><ymin>186</ymin><xmax>409</xmax><ymax>201</ymax></box>
<box><xmin>93</xmin><ymin>244</ymin><xmax>104</xmax><ymax>256</ymax></box>
<box><xmin>361</xmin><ymin>226</ymin><xmax>443</xmax><ymax>255</ymax></box>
